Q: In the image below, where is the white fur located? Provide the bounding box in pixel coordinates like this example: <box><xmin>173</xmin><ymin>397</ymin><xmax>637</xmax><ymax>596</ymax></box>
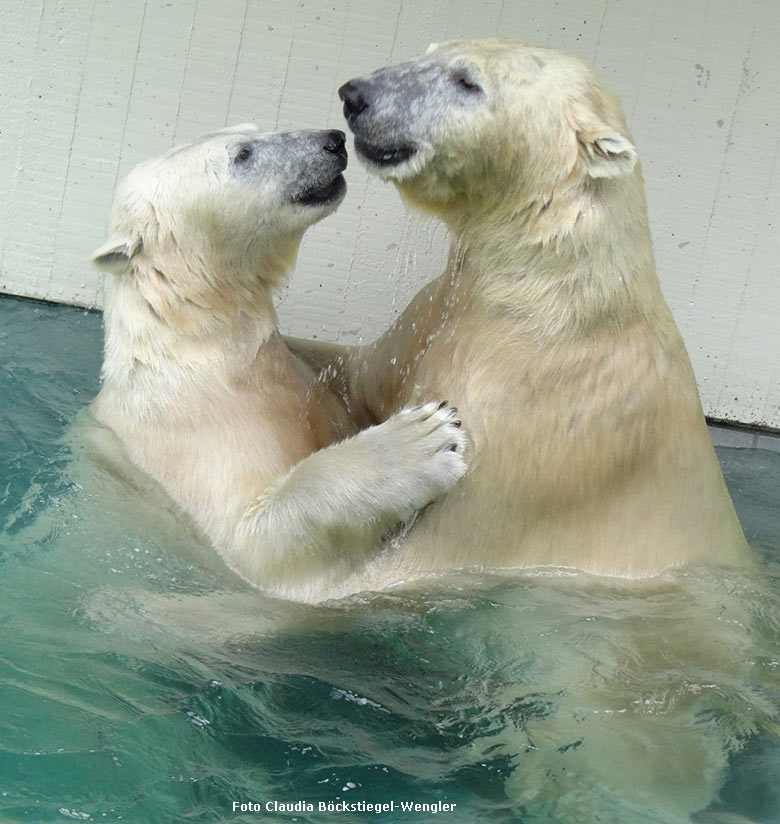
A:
<box><xmin>329</xmin><ymin>39</ymin><xmax>752</xmax><ymax>584</ymax></box>
<box><xmin>90</xmin><ymin>125</ymin><xmax>467</xmax><ymax>603</ymax></box>
<box><xmin>319</xmin><ymin>40</ymin><xmax>766</xmax><ymax>821</ymax></box>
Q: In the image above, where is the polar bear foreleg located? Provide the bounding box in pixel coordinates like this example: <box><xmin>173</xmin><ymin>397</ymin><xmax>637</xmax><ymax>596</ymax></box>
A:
<box><xmin>231</xmin><ymin>401</ymin><xmax>467</xmax><ymax>600</ymax></box>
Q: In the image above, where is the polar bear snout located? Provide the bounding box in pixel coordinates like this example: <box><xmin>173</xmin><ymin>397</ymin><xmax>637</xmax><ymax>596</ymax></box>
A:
<box><xmin>339</xmin><ymin>80</ymin><xmax>369</xmax><ymax>120</ymax></box>
<box><xmin>338</xmin><ymin>57</ymin><xmax>485</xmax><ymax>179</ymax></box>
<box><xmin>219</xmin><ymin>128</ymin><xmax>348</xmax><ymax>209</ymax></box>
<box><xmin>339</xmin><ymin>77</ymin><xmax>419</xmax><ymax>170</ymax></box>
<box><xmin>285</xmin><ymin>129</ymin><xmax>348</xmax><ymax>207</ymax></box>
<box><xmin>322</xmin><ymin>129</ymin><xmax>347</xmax><ymax>161</ymax></box>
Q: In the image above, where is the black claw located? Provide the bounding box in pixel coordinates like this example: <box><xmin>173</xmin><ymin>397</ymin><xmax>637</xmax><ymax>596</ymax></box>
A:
<box><xmin>437</xmin><ymin>400</ymin><xmax>449</xmax><ymax>410</ymax></box>
<box><xmin>447</xmin><ymin>443</ymin><xmax>458</xmax><ymax>452</ymax></box>
<box><xmin>453</xmin><ymin>420</ymin><xmax>462</xmax><ymax>428</ymax></box>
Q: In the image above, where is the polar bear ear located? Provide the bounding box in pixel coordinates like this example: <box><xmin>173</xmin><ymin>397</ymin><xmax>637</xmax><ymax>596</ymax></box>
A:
<box><xmin>579</xmin><ymin>128</ymin><xmax>637</xmax><ymax>180</ymax></box>
<box><xmin>91</xmin><ymin>232</ymin><xmax>143</xmax><ymax>274</ymax></box>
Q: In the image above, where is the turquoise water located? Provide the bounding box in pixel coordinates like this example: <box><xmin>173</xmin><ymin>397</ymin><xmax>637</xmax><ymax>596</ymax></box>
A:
<box><xmin>1</xmin><ymin>294</ymin><xmax>779</xmax><ymax>823</ymax></box>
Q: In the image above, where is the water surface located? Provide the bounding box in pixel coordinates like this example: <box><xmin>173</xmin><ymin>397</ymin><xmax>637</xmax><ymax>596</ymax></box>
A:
<box><xmin>1</xmin><ymin>296</ymin><xmax>779</xmax><ymax>823</ymax></box>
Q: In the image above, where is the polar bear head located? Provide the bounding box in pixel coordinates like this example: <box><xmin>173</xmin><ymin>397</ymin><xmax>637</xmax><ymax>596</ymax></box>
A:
<box><xmin>339</xmin><ymin>40</ymin><xmax>637</xmax><ymax>226</ymax></box>
<box><xmin>92</xmin><ymin>126</ymin><xmax>347</xmax><ymax>328</ymax></box>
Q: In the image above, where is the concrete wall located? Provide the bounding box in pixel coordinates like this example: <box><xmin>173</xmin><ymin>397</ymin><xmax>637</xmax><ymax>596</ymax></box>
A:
<box><xmin>1</xmin><ymin>0</ymin><xmax>778</xmax><ymax>428</ymax></box>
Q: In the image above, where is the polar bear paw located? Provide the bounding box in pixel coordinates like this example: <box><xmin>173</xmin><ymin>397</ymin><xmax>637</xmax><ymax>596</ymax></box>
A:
<box><xmin>360</xmin><ymin>400</ymin><xmax>468</xmax><ymax>518</ymax></box>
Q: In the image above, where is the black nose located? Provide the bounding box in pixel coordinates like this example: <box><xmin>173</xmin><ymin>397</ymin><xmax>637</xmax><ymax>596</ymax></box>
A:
<box><xmin>323</xmin><ymin>129</ymin><xmax>347</xmax><ymax>161</ymax></box>
<box><xmin>338</xmin><ymin>80</ymin><xmax>368</xmax><ymax>118</ymax></box>
<box><xmin>323</xmin><ymin>130</ymin><xmax>346</xmax><ymax>153</ymax></box>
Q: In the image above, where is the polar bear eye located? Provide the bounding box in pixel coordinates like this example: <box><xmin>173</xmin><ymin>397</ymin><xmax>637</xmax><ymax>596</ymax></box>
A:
<box><xmin>451</xmin><ymin>70</ymin><xmax>482</xmax><ymax>94</ymax></box>
<box><xmin>232</xmin><ymin>143</ymin><xmax>254</xmax><ymax>165</ymax></box>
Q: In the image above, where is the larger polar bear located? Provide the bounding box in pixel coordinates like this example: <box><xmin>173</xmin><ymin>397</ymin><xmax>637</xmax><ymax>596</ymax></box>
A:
<box><xmin>319</xmin><ymin>39</ymin><xmax>752</xmax><ymax>583</ymax></box>
<box><xmin>90</xmin><ymin>125</ymin><xmax>466</xmax><ymax>604</ymax></box>
<box><xmin>326</xmin><ymin>41</ymin><xmax>764</xmax><ymax>822</ymax></box>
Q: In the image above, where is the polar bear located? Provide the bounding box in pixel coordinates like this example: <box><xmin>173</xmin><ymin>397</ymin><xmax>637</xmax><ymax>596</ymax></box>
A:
<box><xmin>298</xmin><ymin>38</ymin><xmax>755</xmax><ymax>586</ymax></box>
<box><xmin>318</xmin><ymin>41</ymin><xmax>765</xmax><ymax>821</ymax></box>
<box><xmin>89</xmin><ymin>125</ymin><xmax>467</xmax><ymax>604</ymax></box>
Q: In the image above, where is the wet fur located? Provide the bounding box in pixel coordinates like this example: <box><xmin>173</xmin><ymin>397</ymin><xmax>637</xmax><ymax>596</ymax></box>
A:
<box><xmin>90</xmin><ymin>125</ymin><xmax>467</xmax><ymax>603</ymax></box>
<box><xmin>286</xmin><ymin>40</ymin><xmax>768</xmax><ymax>821</ymax></box>
<box><xmin>324</xmin><ymin>40</ymin><xmax>751</xmax><ymax>585</ymax></box>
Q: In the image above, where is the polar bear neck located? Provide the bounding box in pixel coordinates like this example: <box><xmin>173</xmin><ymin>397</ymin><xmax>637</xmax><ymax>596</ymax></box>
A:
<box><xmin>452</xmin><ymin>170</ymin><xmax>666</xmax><ymax>340</ymax></box>
<box><xmin>99</xmin><ymin>271</ymin><xmax>279</xmax><ymax>418</ymax></box>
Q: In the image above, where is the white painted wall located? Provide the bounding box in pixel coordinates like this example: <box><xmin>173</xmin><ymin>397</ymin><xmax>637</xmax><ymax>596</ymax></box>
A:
<box><xmin>1</xmin><ymin>0</ymin><xmax>778</xmax><ymax>428</ymax></box>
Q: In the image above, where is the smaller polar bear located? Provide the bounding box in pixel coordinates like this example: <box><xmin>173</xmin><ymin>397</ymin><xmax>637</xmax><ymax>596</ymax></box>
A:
<box><xmin>90</xmin><ymin>125</ymin><xmax>466</xmax><ymax>603</ymax></box>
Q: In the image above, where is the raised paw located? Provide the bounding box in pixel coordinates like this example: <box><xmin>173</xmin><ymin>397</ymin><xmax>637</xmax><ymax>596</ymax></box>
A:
<box><xmin>393</xmin><ymin>400</ymin><xmax>468</xmax><ymax>458</ymax></box>
<box><xmin>359</xmin><ymin>400</ymin><xmax>469</xmax><ymax>519</ymax></box>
